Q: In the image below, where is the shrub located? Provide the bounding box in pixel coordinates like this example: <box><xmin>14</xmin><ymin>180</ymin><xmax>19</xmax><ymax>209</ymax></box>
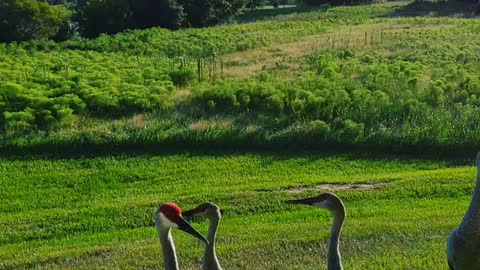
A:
<box><xmin>309</xmin><ymin>119</ymin><xmax>330</xmax><ymax>135</ymax></box>
<box><xmin>4</xmin><ymin>108</ymin><xmax>35</xmax><ymax>133</ymax></box>
<box><xmin>207</xmin><ymin>100</ymin><xmax>216</xmax><ymax>110</ymax></box>
<box><xmin>169</xmin><ymin>69</ymin><xmax>196</xmax><ymax>87</ymax></box>
<box><xmin>179</xmin><ymin>0</ymin><xmax>244</xmax><ymax>27</ymax></box>
<box><xmin>266</xmin><ymin>94</ymin><xmax>285</xmax><ymax>113</ymax></box>
<box><xmin>341</xmin><ymin>119</ymin><xmax>365</xmax><ymax>142</ymax></box>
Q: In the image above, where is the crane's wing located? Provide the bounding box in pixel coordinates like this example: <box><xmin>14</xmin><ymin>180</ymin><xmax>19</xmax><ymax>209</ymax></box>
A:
<box><xmin>447</xmin><ymin>232</ymin><xmax>457</xmax><ymax>270</ymax></box>
<box><xmin>448</xmin><ymin>259</ymin><xmax>455</xmax><ymax>270</ymax></box>
<box><xmin>476</xmin><ymin>152</ymin><xmax>480</xmax><ymax>178</ymax></box>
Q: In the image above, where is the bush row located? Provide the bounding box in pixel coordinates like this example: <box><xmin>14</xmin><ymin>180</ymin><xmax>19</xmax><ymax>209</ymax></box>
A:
<box><xmin>189</xmin><ymin>40</ymin><xmax>480</xmax><ymax>144</ymax></box>
<box><xmin>0</xmin><ymin>49</ymin><xmax>179</xmax><ymax>133</ymax></box>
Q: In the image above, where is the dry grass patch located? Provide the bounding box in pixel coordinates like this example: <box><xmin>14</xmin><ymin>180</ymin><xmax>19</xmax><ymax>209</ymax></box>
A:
<box><xmin>173</xmin><ymin>88</ymin><xmax>191</xmax><ymax>102</ymax></box>
<box><xmin>132</xmin><ymin>114</ymin><xmax>147</xmax><ymax>129</ymax></box>
<box><xmin>220</xmin><ymin>22</ymin><xmax>455</xmax><ymax>78</ymax></box>
<box><xmin>284</xmin><ymin>182</ymin><xmax>388</xmax><ymax>194</ymax></box>
<box><xmin>189</xmin><ymin>118</ymin><xmax>233</xmax><ymax>131</ymax></box>
<box><xmin>189</xmin><ymin>120</ymin><xmax>210</xmax><ymax>132</ymax></box>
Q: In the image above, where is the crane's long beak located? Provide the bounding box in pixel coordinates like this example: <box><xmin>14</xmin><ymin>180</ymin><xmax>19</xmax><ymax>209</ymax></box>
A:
<box><xmin>182</xmin><ymin>208</ymin><xmax>199</xmax><ymax>217</ymax></box>
<box><xmin>177</xmin><ymin>216</ymin><xmax>209</xmax><ymax>245</ymax></box>
<box><xmin>284</xmin><ymin>197</ymin><xmax>316</xmax><ymax>205</ymax></box>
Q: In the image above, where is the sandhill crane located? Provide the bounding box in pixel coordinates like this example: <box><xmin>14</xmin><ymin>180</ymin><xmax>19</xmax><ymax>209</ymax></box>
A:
<box><xmin>447</xmin><ymin>153</ymin><xmax>480</xmax><ymax>270</ymax></box>
<box><xmin>155</xmin><ymin>203</ymin><xmax>209</xmax><ymax>270</ymax></box>
<box><xmin>286</xmin><ymin>192</ymin><xmax>346</xmax><ymax>270</ymax></box>
<box><xmin>183</xmin><ymin>202</ymin><xmax>223</xmax><ymax>270</ymax></box>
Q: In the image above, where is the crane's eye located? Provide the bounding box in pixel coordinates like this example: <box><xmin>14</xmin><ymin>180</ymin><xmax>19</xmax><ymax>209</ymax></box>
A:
<box><xmin>197</xmin><ymin>203</ymin><xmax>210</xmax><ymax>213</ymax></box>
<box><xmin>317</xmin><ymin>194</ymin><xmax>328</xmax><ymax>202</ymax></box>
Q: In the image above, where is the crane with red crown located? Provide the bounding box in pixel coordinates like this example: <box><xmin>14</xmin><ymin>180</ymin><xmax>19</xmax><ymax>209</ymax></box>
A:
<box><xmin>155</xmin><ymin>203</ymin><xmax>208</xmax><ymax>270</ymax></box>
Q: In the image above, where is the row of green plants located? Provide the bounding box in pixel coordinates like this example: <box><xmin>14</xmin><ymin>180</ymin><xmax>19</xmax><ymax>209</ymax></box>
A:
<box><xmin>0</xmin><ymin>49</ymin><xmax>182</xmax><ymax>133</ymax></box>
<box><xmin>189</xmin><ymin>74</ymin><xmax>479</xmax><ymax>146</ymax></box>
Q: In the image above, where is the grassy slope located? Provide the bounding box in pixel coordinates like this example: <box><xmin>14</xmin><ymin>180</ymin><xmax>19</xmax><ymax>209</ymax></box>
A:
<box><xmin>0</xmin><ymin>152</ymin><xmax>476</xmax><ymax>269</ymax></box>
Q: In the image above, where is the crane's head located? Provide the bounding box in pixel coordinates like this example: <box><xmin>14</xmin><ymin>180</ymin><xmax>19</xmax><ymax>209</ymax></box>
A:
<box><xmin>183</xmin><ymin>202</ymin><xmax>221</xmax><ymax>220</ymax></box>
<box><xmin>285</xmin><ymin>192</ymin><xmax>345</xmax><ymax>214</ymax></box>
<box><xmin>155</xmin><ymin>202</ymin><xmax>208</xmax><ymax>245</ymax></box>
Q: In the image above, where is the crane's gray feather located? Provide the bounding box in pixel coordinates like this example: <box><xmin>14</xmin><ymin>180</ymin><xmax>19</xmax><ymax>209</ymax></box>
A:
<box><xmin>447</xmin><ymin>153</ymin><xmax>480</xmax><ymax>270</ymax></box>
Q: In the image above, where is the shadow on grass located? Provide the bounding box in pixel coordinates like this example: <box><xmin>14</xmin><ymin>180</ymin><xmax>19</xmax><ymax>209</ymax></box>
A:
<box><xmin>392</xmin><ymin>0</ymin><xmax>480</xmax><ymax>18</ymax></box>
<box><xmin>0</xmin><ymin>137</ymin><xmax>476</xmax><ymax>165</ymax></box>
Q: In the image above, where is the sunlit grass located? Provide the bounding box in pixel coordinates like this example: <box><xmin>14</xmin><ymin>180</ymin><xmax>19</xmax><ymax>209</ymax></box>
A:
<box><xmin>0</xmin><ymin>152</ymin><xmax>475</xmax><ymax>269</ymax></box>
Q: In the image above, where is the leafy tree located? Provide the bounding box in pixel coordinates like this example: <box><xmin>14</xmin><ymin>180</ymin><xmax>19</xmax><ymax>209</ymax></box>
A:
<box><xmin>0</xmin><ymin>0</ymin><xmax>71</xmax><ymax>42</ymax></box>
<box><xmin>47</xmin><ymin>0</ymin><xmax>66</xmax><ymax>4</ymax></box>
<box><xmin>75</xmin><ymin>0</ymin><xmax>184</xmax><ymax>37</ymax></box>
<box><xmin>130</xmin><ymin>0</ymin><xmax>184</xmax><ymax>30</ymax></box>
<box><xmin>245</xmin><ymin>0</ymin><xmax>266</xmax><ymax>8</ymax></box>
<box><xmin>179</xmin><ymin>0</ymin><xmax>244</xmax><ymax>27</ymax></box>
<box><xmin>300</xmin><ymin>0</ymin><xmax>376</xmax><ymax>5</ymax></box>
<box><xmin>74</xmin><ymin>0</ymin><xmax>133</xmax><ymax>38</ymax></box>
<box><xmin>211</xmin><ymin>0</ymin><xmax>244</xmax><ymax>24</ymax></box>
<box><xmin>74</xmin><ymin>0</ymin><xmax>244</xmax><ymax>37</ymax></box>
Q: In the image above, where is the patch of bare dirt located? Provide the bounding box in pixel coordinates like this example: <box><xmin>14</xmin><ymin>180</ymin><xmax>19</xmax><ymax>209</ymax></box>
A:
<box><xmin>173</xmin><ymin>88</ymin><xmax>191</xmax><ymax>101</ymax></box>
<box><xmin>284</xmin><ymin>182</ymin><xmax>387</xmax><ymax>194</ymax></box>
<box><xmin>221</xmin><ymin>35</ymin><xmax>322</xmax><ymax>78</ymax></box>
<box><xmin>132</xmin><ymin>114</ymin><xmax>147</xmax><ymax>129</ymax></box>
<box><xmin>189</xmin><ymin>118</ymin><xmax>233</xmax><ymax>131</ymax></box>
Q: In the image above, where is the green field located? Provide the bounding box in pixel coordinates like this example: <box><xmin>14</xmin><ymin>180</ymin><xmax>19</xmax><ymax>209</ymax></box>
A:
<box><xmin>0</xmin><ymin>152</ymin><xmax>476</xmax><ymax>269</ymax></box>
<box><xmin>2</xmin><ymin>1</ymin><xmax>480</xmax><ymax>269</ymax></box>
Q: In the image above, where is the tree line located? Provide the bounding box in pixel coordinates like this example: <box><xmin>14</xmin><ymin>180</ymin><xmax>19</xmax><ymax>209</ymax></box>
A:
<box><xmin>2</xmin><ymin>0</ymin><xmax>478</xmax><ymax>43</ymax></box>
<box><xmin>0</xmin><ymin>0</ymin><xmax>244</xmax><ymax>42</ymax></box>
<box><xmin>0</xmin><ymin>0</ymin><xmax>346</xmax><ymax>42</ymax></box>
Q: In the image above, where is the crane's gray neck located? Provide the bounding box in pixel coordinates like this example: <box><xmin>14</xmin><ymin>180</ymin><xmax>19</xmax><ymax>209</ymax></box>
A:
<box><xmin>156</xmin><ymin>224</ymin><xmax>179</xmax><ymax>270</ymax></box>
<box><xmin>327</xmin><ymin>207</ymin><xmax>345</xmax><ymax>270</ymax></box>
<box><xmin>203</xmin><ymin>216</ymin><xmax>222</xmax><ymax>270</ymax></box>
<box><xmin>458</xmin><ymin>160</ymin><xmax>480</xmax><ymax>236</ymax></box>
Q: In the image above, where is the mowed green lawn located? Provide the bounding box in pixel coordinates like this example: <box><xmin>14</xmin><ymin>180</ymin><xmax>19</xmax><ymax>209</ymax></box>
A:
<box><xmin>0</xmin><ymin>152</ymin><xmax>476</xmax><ymax>269</ymax></box>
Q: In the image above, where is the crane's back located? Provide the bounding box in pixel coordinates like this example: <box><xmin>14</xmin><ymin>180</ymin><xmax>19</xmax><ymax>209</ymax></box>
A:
<box><xmin>448</xmin><ymin>228</ymin><xmax>480</xmax><ymax>270</ymax></box>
